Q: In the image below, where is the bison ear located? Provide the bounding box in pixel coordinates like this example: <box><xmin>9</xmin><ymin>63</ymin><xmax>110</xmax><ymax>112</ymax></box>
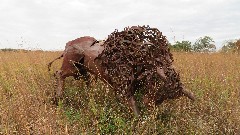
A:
<box><xmin>182</xmin><ymin>88</ymin><xmax>195</xmax><ymax>101</ymax></box>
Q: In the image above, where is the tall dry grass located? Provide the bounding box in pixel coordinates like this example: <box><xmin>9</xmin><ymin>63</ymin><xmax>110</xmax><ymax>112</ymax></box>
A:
<box><xmin>0</xmin><ymin>51</ymin><xmax>239</xmax><ymax>134</ymax></box>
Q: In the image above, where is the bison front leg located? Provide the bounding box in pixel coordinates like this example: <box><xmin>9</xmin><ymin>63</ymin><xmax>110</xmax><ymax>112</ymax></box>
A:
<box><xmin>128</xmin><ymin>96</ymin><xmax>140</xmax><ymax>117</ymax></box>
<box><xmin>126</xmin><ymin>82</ymin><xmax>140</xmax><ymax>117</ymax></box>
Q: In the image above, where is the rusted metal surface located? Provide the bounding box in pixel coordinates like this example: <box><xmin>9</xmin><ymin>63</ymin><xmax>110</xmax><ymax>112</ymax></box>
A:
<box><xmin>98</xmin><ymin>25</ymin><xmax>194</xmax><ymax>105</ymax></box>
<box><xmin>48</xmin><ymin>26</ymin><xmax>195</xmax><ymax>116</ymax></box>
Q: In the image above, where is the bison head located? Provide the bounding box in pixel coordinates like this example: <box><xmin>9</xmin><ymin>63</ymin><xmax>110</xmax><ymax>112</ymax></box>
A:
<box><xmin>154</xmin><ymin>66</ymin><xmax>195</xmax><ymax>105</ymax></box>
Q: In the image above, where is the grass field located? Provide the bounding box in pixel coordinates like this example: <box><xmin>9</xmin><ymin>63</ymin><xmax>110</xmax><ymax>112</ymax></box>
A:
<box><xmin>0</xmin><ymin>51</ymin><xmax>240</xmax><ymax>134</ymax></box>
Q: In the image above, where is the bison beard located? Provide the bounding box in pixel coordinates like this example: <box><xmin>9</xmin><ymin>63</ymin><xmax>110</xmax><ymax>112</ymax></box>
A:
<box><xmin>49</xmin><ymin>26</ymin><xmax>195</xmax><ymax>117</ymax></box>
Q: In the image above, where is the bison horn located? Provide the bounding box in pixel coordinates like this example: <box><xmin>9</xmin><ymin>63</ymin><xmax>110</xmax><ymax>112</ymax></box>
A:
<box><xmin>182</xmin><ymin>88</ymin><xmax>195</xmax><ymax>101</ymax></box>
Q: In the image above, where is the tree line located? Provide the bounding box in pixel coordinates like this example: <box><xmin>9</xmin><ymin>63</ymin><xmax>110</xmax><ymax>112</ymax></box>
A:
<box><xmin>1</xmin><ymin>36</ymin><xmax>239</xmax><ymax>53</ymax></box>
<box><xmin>170</xmin><ymin>36</ymin><xmax>240</xmax><ymax>53</ymax></box>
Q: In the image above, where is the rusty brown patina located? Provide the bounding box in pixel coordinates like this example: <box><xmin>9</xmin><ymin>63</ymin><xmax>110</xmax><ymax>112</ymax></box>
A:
<box><xmin>48</xmin><ymin>26</ymin><xmax>195</xmax><ymax>117</ymax></box>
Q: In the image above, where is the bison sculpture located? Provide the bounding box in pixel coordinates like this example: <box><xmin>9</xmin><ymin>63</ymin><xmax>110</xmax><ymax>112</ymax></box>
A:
<box><xmin>48</xmin><ymin>26</ymin><xmax>195</xmax><ymax>116</ymax></box>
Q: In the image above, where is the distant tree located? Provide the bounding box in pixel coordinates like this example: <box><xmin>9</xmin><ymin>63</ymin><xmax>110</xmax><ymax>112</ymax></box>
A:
<box><xmin>0</xmin><ymin>48</ymin><xmax>31</xmax><ymax>52</ymax></box>
<box><xmin>171</xmin><ymin>40</ymin><xmax>192</xmax><ymax>52</ymax></box>
<box><xmin>236</xmin><ymin>39</ymin><xmax>240</xmax><ymax>54</ymax></box>
<box><xmin>221</xmin><ymin>40</ymin><xmax>236</xmax><ymax>52</ymax></box>
<box><xmin>193</xmin><ymin>36</ymin><xmax>216</xmax><ymax>52</ymax></box>
<box><xmin>0</xmin><ymin>48</ymin><xmax>16</xmax><ymax>52</ymax></box>
<box><xmin>221</xmin><ymin>39</ymin><xmax>240</xmax><ymax>53</ymax></box>
<box><xmin>208</xmin><ymin>44</ymin><xmax>217</xmax><ymax>52</ymax></box>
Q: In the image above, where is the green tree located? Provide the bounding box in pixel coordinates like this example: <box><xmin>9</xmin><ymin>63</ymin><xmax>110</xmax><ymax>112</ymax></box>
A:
<box><xmin>237</xmin><ymin>40</ymin><xmax>240</xmax><ymax>54</ymax></box>
<box><xmin>171</xmin><ymin>40</ymin><xmax>192</xmax><ymax>52</ymax></box>
<box><xmin>193</xmin><ymin>36</ymin><xmax>216</xmax><ymax>52</ymax></box>
<box><xmin>221</xmin><ymin>39</ymin><xmax>240</xmax><ymax>53</ymax></box>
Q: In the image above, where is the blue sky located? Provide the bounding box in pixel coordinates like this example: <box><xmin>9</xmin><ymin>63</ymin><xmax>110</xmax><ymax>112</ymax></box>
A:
<box><xmin>0</xmin><ymin>0</ymin><xmax>239</xmax><ymax>50</ymax></box>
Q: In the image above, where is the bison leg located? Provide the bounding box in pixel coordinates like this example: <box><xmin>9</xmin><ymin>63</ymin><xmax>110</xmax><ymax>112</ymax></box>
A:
<box><xmin>128</xmin><ymin>96</ymin><xmax>140</xmax><ymax>117</ymax></box>
<box><xmin>53</xmin><ymin>70</ymin><xmax>65</xmax><ymax>104</ymax></box>
<box><xmin>54</xmin><ymin>68</ymin><xmax>80</xmax><ymax>104</ymax></box>
<box><xmin>54</xmin><ymin>58</ymin><xmax>90</xmax><ymax>103</ymax></box>
<box><xmin>126</xmin><ymin>80</ymin><xmax>140</xmax><ymax>117</ymax></box>
<box><xmin>55</xmin><ymin>70</ymin><xmax>66</xmax><ymax>99</ymax></box>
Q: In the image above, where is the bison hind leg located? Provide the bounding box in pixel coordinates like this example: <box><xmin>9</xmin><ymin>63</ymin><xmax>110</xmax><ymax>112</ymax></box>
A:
<box><xmin>52</xmin><ymin>70</ymin><xmax>66</xmax><ymax>105</ymax></box>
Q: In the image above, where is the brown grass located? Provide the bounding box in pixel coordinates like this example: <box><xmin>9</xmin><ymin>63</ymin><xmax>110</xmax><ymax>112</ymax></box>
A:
<box><xmin>0</xmin><ymin>51</ymin><xmax>239</xmax><ymax>134</ymax></box>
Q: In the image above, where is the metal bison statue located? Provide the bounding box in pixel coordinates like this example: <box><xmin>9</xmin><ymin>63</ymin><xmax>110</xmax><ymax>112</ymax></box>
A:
<box><xmin>48</xmin><ymin>25</ymin><xmax>195</xmax><ymax>116</ymax></box>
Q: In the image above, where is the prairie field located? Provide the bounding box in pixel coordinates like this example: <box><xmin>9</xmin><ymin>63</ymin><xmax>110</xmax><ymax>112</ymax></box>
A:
<box><xmin>0</xmin><ymin>51</ymin><xmax>240</xmax><ymax>134</ymax></box>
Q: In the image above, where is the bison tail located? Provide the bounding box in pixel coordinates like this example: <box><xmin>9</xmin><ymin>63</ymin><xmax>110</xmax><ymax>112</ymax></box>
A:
<box><xmin>48</xmin><ymin>54</ymin><xmax>64</xmax><ymax>71</ymax></box>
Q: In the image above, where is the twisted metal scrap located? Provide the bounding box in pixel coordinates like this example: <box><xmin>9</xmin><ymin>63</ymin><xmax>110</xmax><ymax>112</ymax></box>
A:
<box><xmin>98</xmin><ymin>25</ymin><xmax>184</xmax><ymax>103</ymax></box>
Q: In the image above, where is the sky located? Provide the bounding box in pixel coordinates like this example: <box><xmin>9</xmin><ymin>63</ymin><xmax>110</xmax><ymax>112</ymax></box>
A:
<box><xmin>0</xmin><ymin>0</ymin><xmax>239</xmax><ymax>50</ymax></box>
